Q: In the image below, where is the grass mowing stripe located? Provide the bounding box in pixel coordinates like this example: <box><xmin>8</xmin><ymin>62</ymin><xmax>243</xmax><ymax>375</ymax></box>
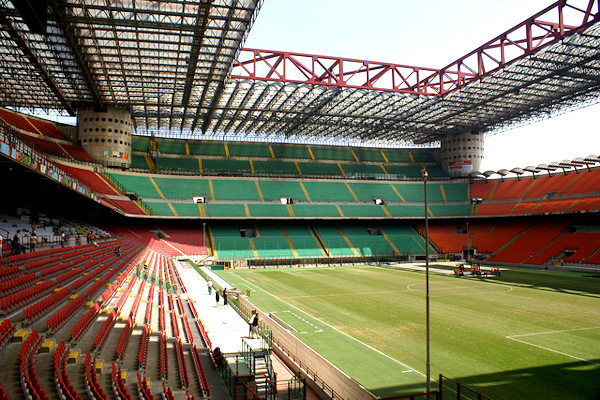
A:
<box><xmin>505</xmin><ymin>336</ymin><xmax>600</xmax><ymax>366</ymax></box>
<box><xmin>216</xmin><ymin>265</ymin><xmax>600</xmax><ymax>399</ymax></box>
<box><xmin>231</xmin><ymin>272</ymin><xmax>425</xmax><ymax>377</ymax></box>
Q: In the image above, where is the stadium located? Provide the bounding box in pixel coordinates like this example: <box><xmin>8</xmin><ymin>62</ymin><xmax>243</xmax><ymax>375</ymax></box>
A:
<box><xmin>0</xmin><ymin>0</ymin><xmax>599</xmax><ymax>399</ymax></box>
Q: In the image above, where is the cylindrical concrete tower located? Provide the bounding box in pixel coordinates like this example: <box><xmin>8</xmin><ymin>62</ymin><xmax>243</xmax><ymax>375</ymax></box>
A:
<box><xmin>77</xmin><ymin>107</ymin><xmax>132</xmax><ymax>167</ymax></box>
<box><xmin>440</xmin><ymin>130</ymin><xmax>484</xmax><ymax>177</ymax></box>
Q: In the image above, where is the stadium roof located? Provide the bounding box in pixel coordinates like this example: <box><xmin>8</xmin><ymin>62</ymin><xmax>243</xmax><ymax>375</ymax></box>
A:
<box><xmin>0</xmin><ymin>0</ymin><xmax>599</xmax><ymax>145</ymax></box>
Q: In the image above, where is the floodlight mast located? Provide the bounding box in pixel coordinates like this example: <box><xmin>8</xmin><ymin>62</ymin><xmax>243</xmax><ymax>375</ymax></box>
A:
<box><xmin>422</xmin><ymin>167</ymin><xmax>431</xmax><ymax>396</ymax></box>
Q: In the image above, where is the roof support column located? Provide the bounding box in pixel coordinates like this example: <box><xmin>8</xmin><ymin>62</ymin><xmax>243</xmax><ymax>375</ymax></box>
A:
<box><xmin>440</xmin><ymin>130</ymin><xmax>484</xmax><ymax>177</ymax></box>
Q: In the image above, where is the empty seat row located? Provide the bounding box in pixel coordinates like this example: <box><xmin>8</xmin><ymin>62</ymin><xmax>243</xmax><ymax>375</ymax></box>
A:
<box><xmin>46</xmin><ymin>294</ymin><xmax>87</xmax><ymax>333</ymax></box>
<box><xmin>0</xmin><ymin>319</ymin><xmax>15</xmax><ymax>350</ymax></box>
<box><xmin>84</xmin><ymin>353</ymin><xmax>107</xmax><ymax>400</ymax></box>
<box><xmin>0</xmin><ymin>281</ymin><xmax>54</xmax><ymax>315</ymax></box>
<box><xmin>115</xmin><ymin>316</ymin><xmax>133</xmax><ymax>361</ymax></box>
<box><xmin>20</xmin><ymin>330</ymin><xmax>49</xmax><ymax>400</ymax></box>
<box><xmin>111</xmin><ymin>363</ymin><xmax>133</xmax><ymax>400</ymax></box>
<box><xmin>23</xmin><ymin>287</ymin><xmax>71</xmax><ymax>322</ymax></box>
<box><xmin>93</xmin><ymin>308</ymin><xmax>116</xmax><ymax>351</ymax></box>
<box><xmin>53</xmin><ymin>341</ymin><xmax>82</xmax><ymax>400</ymax></box>
<box><xmin>70</xmin><ymin>302</ymin><xmax>101</xmax><ymax>343</ymax></box>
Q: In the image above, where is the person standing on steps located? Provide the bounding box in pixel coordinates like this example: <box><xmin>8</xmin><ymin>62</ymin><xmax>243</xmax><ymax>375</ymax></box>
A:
<box><xmin>223</xmin><ymin>288</ymin><xmax>228</xmax><ymax>306</ymax></box>
<box><xmin>207</xmin><ymin>280</ymin><xmax>213</xmax><ymax>295</ymax></box>
<box><xmin>215</xmin><ymin>289</ymin><xmax>220</xmax><ymax>306</ymax></box>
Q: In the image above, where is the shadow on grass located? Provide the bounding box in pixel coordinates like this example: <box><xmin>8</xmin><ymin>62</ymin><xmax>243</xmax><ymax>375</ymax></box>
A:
<box><xmin>471</xmin><ymin>268</ymin><xmax>600</xmax><ymax>298</ymax></box>
<box><xmin>371</xmin><ymin>359</ymin><xmax>600</xmax><ymax>400</ymax></box>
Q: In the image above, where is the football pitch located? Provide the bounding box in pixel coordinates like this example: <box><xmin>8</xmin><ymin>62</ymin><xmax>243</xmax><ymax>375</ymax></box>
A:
<box><xmin>214</xmin><ymin>264</ymin><xmax>600</xmax><ymax>400</ymax></box>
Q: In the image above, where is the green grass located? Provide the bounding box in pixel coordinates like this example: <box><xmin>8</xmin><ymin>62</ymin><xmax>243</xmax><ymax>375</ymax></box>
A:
<box><xmin>214</xmin><ymin>266</ymin><xmax>600</xmax><ymax>400</ymax></box>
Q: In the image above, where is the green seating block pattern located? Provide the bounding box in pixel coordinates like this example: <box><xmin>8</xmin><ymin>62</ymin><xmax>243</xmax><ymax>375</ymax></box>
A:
<box><xmin>253</xmin><ymin>160</ymin><xmax>298</xmax><ymax>175</ymax></box>
<box><xmin>206</xmin><ymin>204</ymin><xmax>247</xmax><ymax>217</ymax></box>
<box><xmin>131</xmin><ymin>154</ymin><xmax>149</xmax><ymax>170</ymax></box>
<box><xmin>106</xmin><ymin>173</ymin><xmax>160</xmax><ymax>198</ymax></box>
<box><xmin>213</xmin><ymin>238</ymin><xmax>255</xmax><ymax>259</ymax></box>
<box><xmin>171</xmin><ymin>203</ymin><xmax>201</xmax><ymax>216</ymax></box>
<box><xmin>156</xmin><ymin>138</ymin><xmax>187</xmax><ymax>155</ymax></box>
<box><xmin>248</xmin><ymin>204</ymin><xmax>290</xmax><ymax>217</ymax></box>
<box><xmin>253</xmin><ymin>237</ymin><xmax>294</xmax><ymax>258</ymax></box>
<box><xmin>203</xmin><ymin>159</ymin><xmax>251</xmax><ymax>174</ymax></box>
<box><xmin>188</xmin><ymin>141</ymin><xmax>226</xmax><ymax>156</ymax></box>
<box><xmin>297</xmin><ymin>162</ymin><xmax>343</xmax><ymax>176</ymax></box>
<box><xmin>353</xmin><ymin>148</ymin><xmax>385</xmax><ymax>162</ymax></box>
<box><xmin>347</xmin><ymin>182</ymin><xmax>401</xmax><ymax>202</ymax></box>
<box><xmin>392</xmin><ymin>183</ymin><xmax>444</xmax><ymax>203</ymax></box>
<box><xmin>386</xmin><ymin>204</ymin><xmax>427</xmax><ymax>217</ymax></box>
<box><xmin>442</xmin><ymin>183</ymin><xmax>469</xmax><ymax>202</ymax></box>
<box><xmin>145</xmin><ymin>201</ymin><xmax>175</xmax><ymax>216</ymax></box>
<box><xmin>153</xmin><ymin>177</ymin><xmax>210</xmax><ymax>200</ymax></box>
<box><xmin>310</xmin><ymin>146</ymin><xmax>355</xmax><ymax>161</ymax></box>
<box><xmin>382</xmin><ymin>149</ymin><xmax>413</xmax><ymax>163</ymax></box>
<box><xmin>156</xmin><ymin>157</ymin><xmax>199</xmax><ymax>173</ymax></box>
<box><xmin>339</xmin><ymin>205</ymin><xmax>387</xmax><ymax>218</ymax></box>
<box><xmin>212</xmin><ymin>180</ymin><xmax>260</xmax><ymax>201</ymax></box>
<box><xmin>131</xmin><ymin>136</ymin><xmax>150</xmax><ymax>152</ymax></box>
<box><xmin>271</xmin><ymin>144</ymin><xmax>312</xmax><ymax>159</ymax></box>
<box><xmin>411</xmin><ymin>150</ymin><xmax>436</xmax><ymax>163</ymax></box>
<box><xmin>384</xmin><ymin>165</ymin><xmax>424</xmax><ymax>178</ymax></box>
<box><xmin>257</xmin><ymin>180</ymin><xmax>307</xmax><ymax>202</ymax></box>
<box><xmin>342</xmin><ymin>163</ymin><xmax>386</xmax><ymax>177</ymax></box>
<box><xmin>291</xmin><ymin>204</ymin><xmax>341</xmax><ymax>218</ymax></box>
<box><xmin>303</xmin><ymin>181</ymin><xmax>355</xmax><ymax>202</ymax></box>
<box><xmin>228</xmin><ymin>142</ymin><xmax>271</xmax><ymax>158</ymax></box>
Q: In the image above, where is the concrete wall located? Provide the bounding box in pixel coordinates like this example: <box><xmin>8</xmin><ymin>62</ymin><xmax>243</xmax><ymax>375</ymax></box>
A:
<box><xmin>440</xmin><ymin>130</ymin><xmax>484</xmax><ymax>177</ymax></box>
<box><xmin>77</xmin><ymin>107</ymin><xmax>132</xmax><ymax>167</ymax></box>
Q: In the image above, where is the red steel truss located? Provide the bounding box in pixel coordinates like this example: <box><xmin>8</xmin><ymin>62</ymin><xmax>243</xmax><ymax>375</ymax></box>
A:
<box><xmin>232</xmin><ymin>0</ymin><xmax>600</xmax><ymax>96</ymax></box>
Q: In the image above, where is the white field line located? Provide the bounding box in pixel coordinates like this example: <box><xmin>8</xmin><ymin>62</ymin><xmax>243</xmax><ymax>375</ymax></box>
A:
<box><xmin>505</xmin><ymin>326</ymin><xmax>600</xmax><ymax>366</ymax></box>
<box><xmin>506</xmin><ymin>326</ymin><xmax>600</xmax><ymax>339</ymax></box>
<box><xmin>234</xmin><ymin>274</ymin><xmax>425</xmax><ymax>377</ymax></box>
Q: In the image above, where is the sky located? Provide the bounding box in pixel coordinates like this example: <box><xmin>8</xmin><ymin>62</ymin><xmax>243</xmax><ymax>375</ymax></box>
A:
<box><xmin>243</xmin><ymin>0</ymin><xmax>600</xmax><ymax>172</ymax></box>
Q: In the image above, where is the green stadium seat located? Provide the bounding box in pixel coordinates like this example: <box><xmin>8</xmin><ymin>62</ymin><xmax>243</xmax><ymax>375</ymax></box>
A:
<box><xmin>290</xmin><ymin>204</ymin><xmax>341</xmax><ymax>218</ymax></box>
<box><xmin>339</xmin><ymin>204</ymin><xmax>387</xmax><ymax>218</ymax></box>
<box><xmin>386</xmin><ymin>204</ymin><xmax>427</xmax><ymax>217</ymax></box>
<box><xmin>271</xmin><ymin>143</ymin><xmax>312</xmax><ymax>159</ymax></box>
<box><xmin>341</xmin><ymin>163</ymin><xmax>386</xmax><ymax>177</ymax></box>
<box><xmin>347</xmin><ymin>182</ymin><xmax>401</xmax><ymax>202</ymax></box>
<box><xmin>384</xmin><ymin>164</ymin><xmax>423</xmax><ymax>178</ymax></box>
<box><xmin>257</xmin><ymin>180</ymin><xmax>307</xmax><ymax>201</ymax></box>
<box><xmin>171</xmin><ymin>203</ymin><xmax>201</xmax><ymax>216</ymax></box>
<box><xmin>212</xmin><ymin>179</ymin><xmax>260</xmax><ymax>201</ymax></box>
<box><xmin>203</xmin><ymin>159</ymin><xmax>252</xmax><ymax>174</ymax></box>
<box><xmin>156</xmin><ymin>138</ymin><xmax>187</xmax><ymax>155</ymax></box>
<box><xmin>353</xmin><ymin>148</ymin><xmax>386</xmax><ymax>162</ymax></box>
<box><xmin>441</xmin><ymin>183</ymin><xmax>469</xmax><ymax>202</ymax></box>
<box><xmin>382</xmin><ymin>149</ymin><xmax>413</xmax><ymax>163</ymax></box>
<box><xmin>247</xmin><ymin>204</ymin><xmax>291</xmax><ymax>217</ymax></box>
<box><xmin>188</xmin><ymin>141</ymin><xmax>226</xmax><ymax>156</ymax></box>
<box><xmin>228</xmin><ymin>142</ymin><xmax>271</xmax><ymax>158</ymax></box>
<box><xmin>156</xmin><ymin>156</ymin><xmax>199</xmax><ymax>173</ymax></box>
<box><xmin>297</xmin><ymin>162</ymin><xmax>343</xmax><ymax>176</ymax></box>
<box><xmin>106</xmin><ymin>173</ymin><xmax>161</xmax><ymax>199</ymax></box>
<box><xmin>145</xmin><ymin>201</ymin><xmax>176</xmax><ymax>216</ymax></box>
<box><xmin>302</xmin><ymin>181</ymin><xmax>355</xmax><ymax>202</ymax></box>
<box><xmin>310</xmin><ymin>146</ymin><xmax>355</xmax><ymax>161</ymax></box>
<box><xmin>153</xmin><ymin>177</ymin><xmax>210</xmax><ymax>200</ymax></box>
<box><xmin>206</xmin><ymin>204</ymin><xmax>248</xmax><ymax>217</ymax></box>
<box><xmin>130</xmin><ymin>154</ymin><xmax>150</xmax><ymax>170</ymax></box>
<box><xmin>131</xmin><ymin>136</ymin><xmax>150</xmax><ymax>152</ymax></box>
<box><xmin>253</xmin><ymin>160</ymin><xmax>299</xmax><ymax>176</ymax></box>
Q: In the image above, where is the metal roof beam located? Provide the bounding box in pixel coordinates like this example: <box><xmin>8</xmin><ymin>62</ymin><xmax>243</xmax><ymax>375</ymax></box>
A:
<box><xmin>0</xmin><ymin>12</ymin><xmax>75</xmax><ymax>115</ymax></box>
<box><xmin>49</xmin><ymin>0</ymin><xmax>102</xmax><ymax>108</ymax></box>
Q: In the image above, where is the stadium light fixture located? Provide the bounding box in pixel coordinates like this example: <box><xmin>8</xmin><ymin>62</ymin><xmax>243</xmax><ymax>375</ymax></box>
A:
<box><xmin>421</xmin><ymin>167</ymin><xmax>431</xmax><ymax>396</ymax></box>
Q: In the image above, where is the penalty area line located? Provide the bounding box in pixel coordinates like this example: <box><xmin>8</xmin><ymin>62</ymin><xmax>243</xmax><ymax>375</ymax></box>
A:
<box><xmin>505</xmin><ymin>336</ymin><xmax>600</xmax><ymax>366</ymax></box>
<box><xmin>233</xmin><ymin>273</ymin><xmax>425</xmax><ymax>377</ymax></box>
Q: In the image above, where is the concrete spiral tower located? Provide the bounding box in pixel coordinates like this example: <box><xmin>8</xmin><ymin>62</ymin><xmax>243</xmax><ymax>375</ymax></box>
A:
<box><xmin>77</xmin><ymin>107</ymin><xmax>132</xmax><ymax>167</ymax></box>
<box><xmin>439</xmin><ymin>130</ymin><xmax>484</xmax><ymax>177</ymax></box>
